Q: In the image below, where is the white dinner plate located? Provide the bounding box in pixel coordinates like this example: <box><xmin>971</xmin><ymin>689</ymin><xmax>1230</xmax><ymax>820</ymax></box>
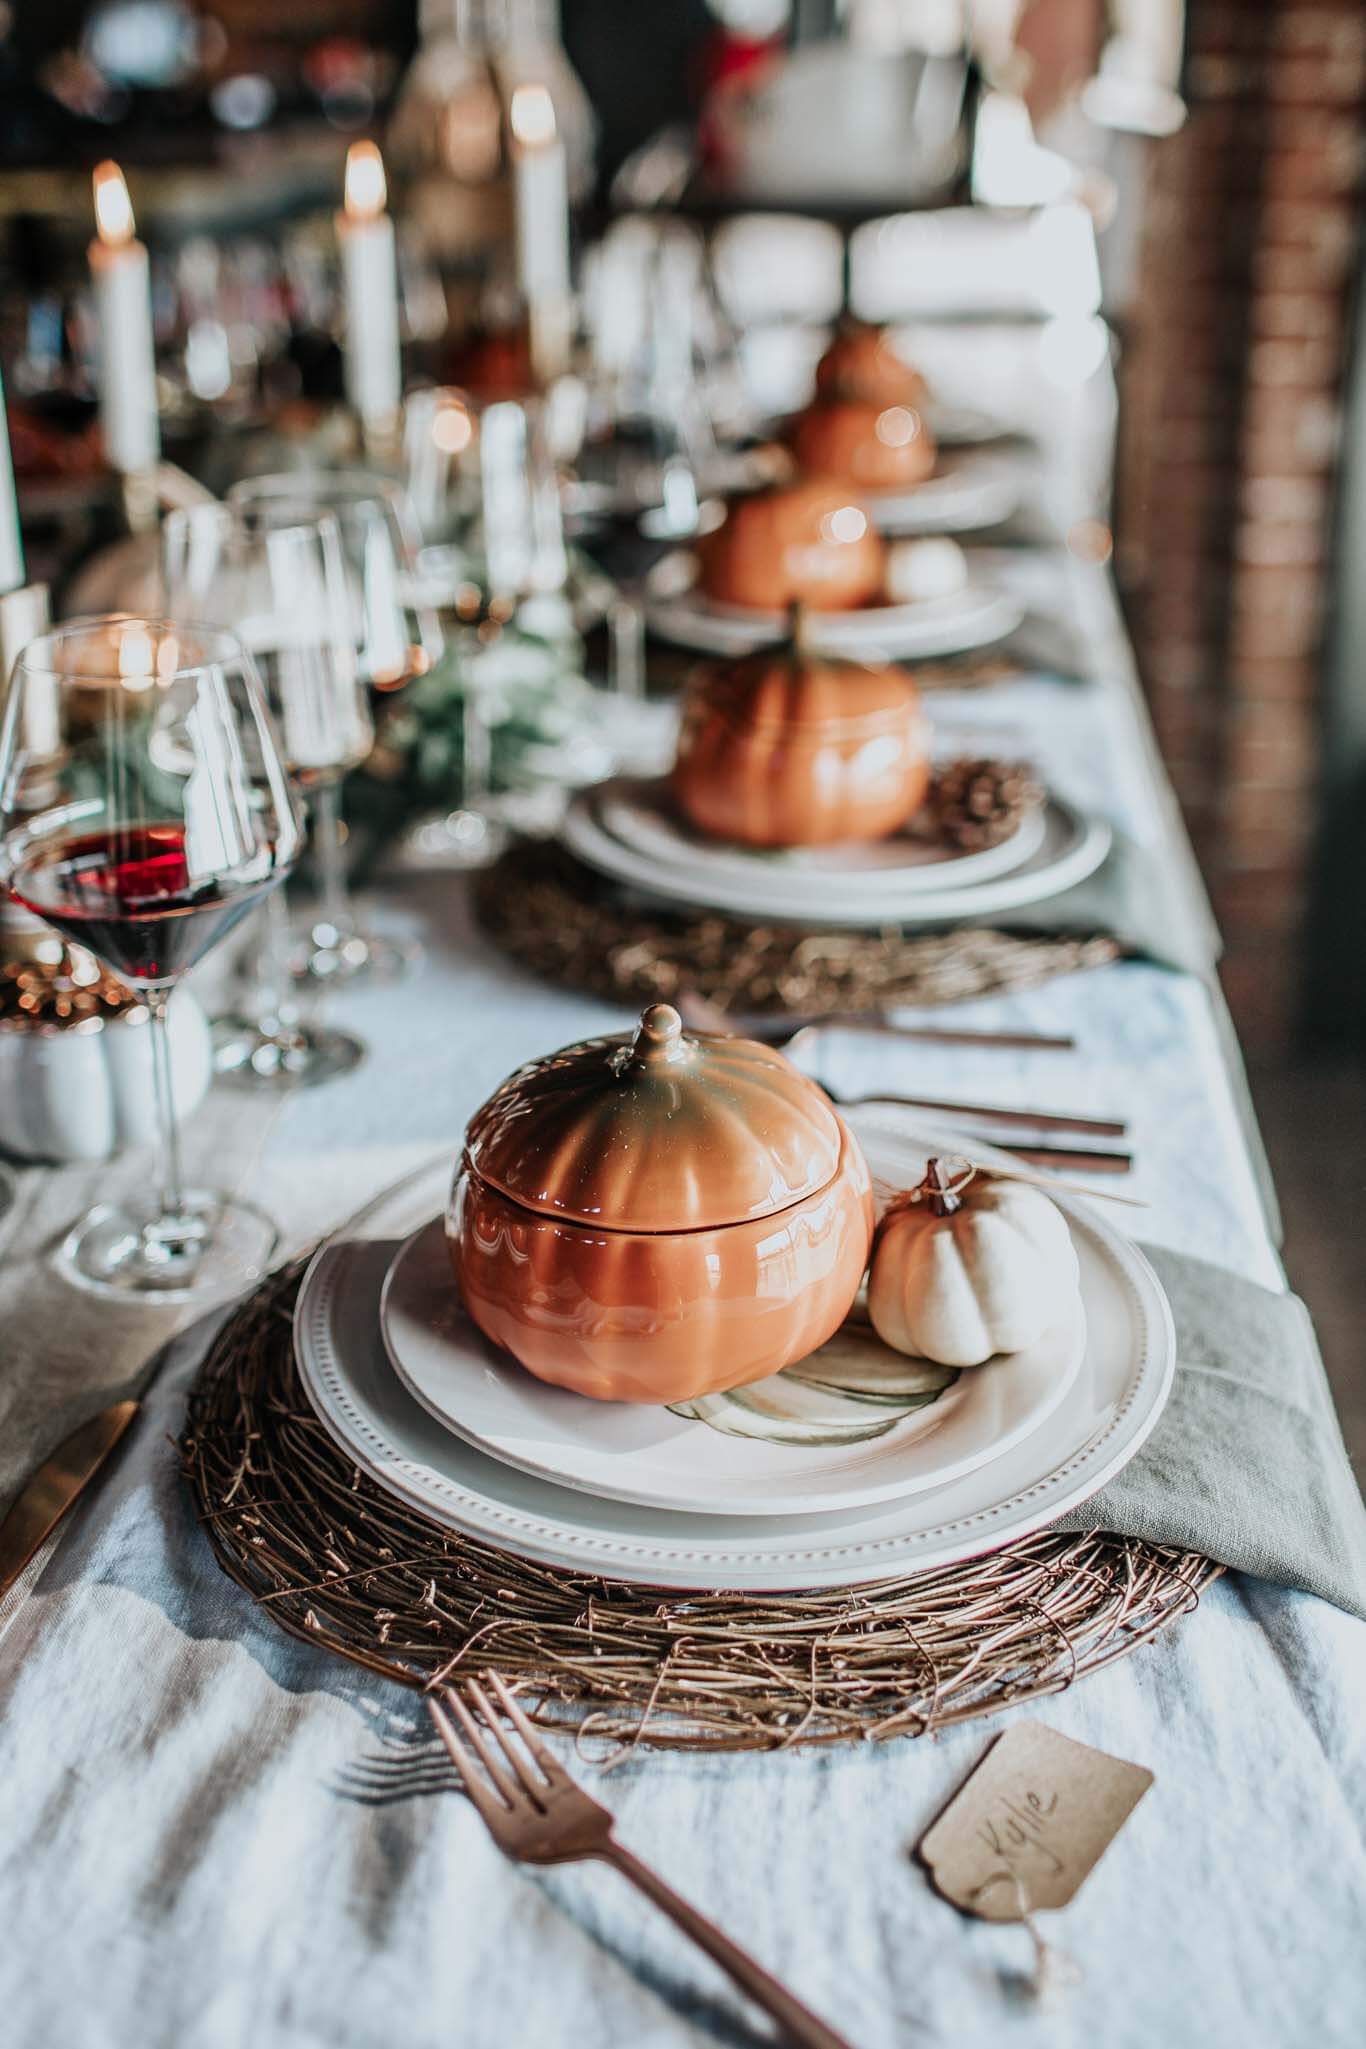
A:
<box><xmin>561</xmin><ymin>787</ymin><xmax>1111</xmax><ymax>928</ymax></box>
<box><xmin>926</xmin><ymin>400</ymin><xmax>1014</xmax><ymax>448</ymax></box>
<box><xmin>643</xmin><ymin>572</ymin><xmax>1024</xmax><ymax>662</ymax></box>
<box><xmin>597</xmin><ymin>778</ymin><xmax>1048</xmax><ymax>897</ymax></box>
<box><xmin>865</xmin><ymin>448</ymin><xmax>1021</xmax><ymax>536</ymax></box>
<box><xmin>379</xmin><ymin>1217</ymin><xmax>1085</xmax><ymax>1515</ymax></box>
<box><xmin>293</xmin><ymin>1113</ymin><xmax>1176</xmax><ymax>1591</ymax></box>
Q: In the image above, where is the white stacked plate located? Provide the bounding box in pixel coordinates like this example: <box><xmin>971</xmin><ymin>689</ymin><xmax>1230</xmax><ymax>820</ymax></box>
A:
<box><xmin>644</xmin><ymin>586</ymin><xmax>1024</xmax><ymax>663</ymax></box>
<box><xmin>559</xmin><ymin>777</ymin><xmax>1111</xmax><ymax>928</ymax></box>
<box><xmin>294</xmin><ymin>1114</ymin><xmax>1176</xmax><ymax>1591</ymax></box>
<box><xmin>926</xmin><ymin>400</ymin><xmax>1016</xmax><ymax>448</ymax></box>
<box><xmin>864</xmin><ymin>446</ymin><xmax>1020</xmax><ymax>536</ymax></box>
<box><xmin>642</xmin><ymin>567</ymin><xmax>1024</xmax><ymax>662</ymax></box>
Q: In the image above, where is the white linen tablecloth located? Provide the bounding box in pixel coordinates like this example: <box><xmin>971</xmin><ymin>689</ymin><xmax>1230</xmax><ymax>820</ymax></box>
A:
<box><xmin>1</xmin><ymin>553</ymin><xmax>1362</xmax><ymax>2045</ymax></box>
<box><xmin>1</xmin><ymin>880</ymin><xmax>1363</xmax><ymax>2049</ymax></box>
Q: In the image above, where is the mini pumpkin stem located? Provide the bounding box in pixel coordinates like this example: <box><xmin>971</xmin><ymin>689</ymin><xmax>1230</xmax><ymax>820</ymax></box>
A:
<box><xmin>924</xmin><ymin>1156</ymin><xmax>964</xmax><ymax>1217</ymax></box>
<box><xmin>875</xmin><ymin>1154</ymin><xmax>978</xmax><ymax>1235</ymax></box>
<box><xmin>787</xmin><ymin>600</ymin><xmax>810</xmax><ymax>658</ymax></box>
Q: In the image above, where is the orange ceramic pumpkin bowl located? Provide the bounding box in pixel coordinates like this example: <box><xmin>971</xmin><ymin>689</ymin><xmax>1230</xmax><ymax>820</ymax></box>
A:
<box><xmin>447</xmin><ymin>1004</ymin><xmax>875</xmax><ymax>1404</ymax></box>
<box><xmin>815</xmin><ymin>322</ymin><xmax>929</xmax><ymax>409</ymax></box>
<box><xmin>696</xmin><ymin>478</ymin><xmax>885</xmax><ymax>612</ymax></box>
<box><xmin>672</xmin><ymin>621</ymin><xmax>932</xmax><ymax>847</ymax></box>
<box><xmin>791</xmin><ymin>397</ymin><xmax>937</xmax><ymax>493</ymax></box>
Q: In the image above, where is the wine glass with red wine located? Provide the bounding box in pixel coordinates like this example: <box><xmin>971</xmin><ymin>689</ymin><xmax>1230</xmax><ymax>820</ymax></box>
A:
<box><xmin>0</xmin><ymin>616</ymin><xmax>303</xmax><ymax>1297</ymax></box>
<box><xmin>227</xmin><ymin>471</ymin><xmax>442</xmax><ymax>984</ymax></box>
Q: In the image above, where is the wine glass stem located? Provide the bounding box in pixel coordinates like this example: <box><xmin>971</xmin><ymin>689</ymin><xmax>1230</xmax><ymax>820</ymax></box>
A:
<box><xmin>262</xmin><ymin>887</ymin><xmax>303</xmax><ymax>1030</ymax></box>
<box><xmin>608</xmin><ymin>597</ymin><xmax>645</xmax><ymax>699</ymax></box>
<box><xmin>462</xmin><ymin>666</ymin><xmax>491</xmax><ymax>807</ymax></box>
<box><xmin>147</xmin><ymin>991</ymin><xmax>187</xmax><ymax>1224</ymax></box>
<box><xmin>313</xmin><ymin>778</ymin><xmax>354</xmax><ymax>941</ymax></box>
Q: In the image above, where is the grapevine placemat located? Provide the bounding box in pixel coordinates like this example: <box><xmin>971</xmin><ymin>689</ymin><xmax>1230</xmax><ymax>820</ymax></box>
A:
<box><xmin>182</xmin><ymin>1261</ymin><xmax>1219</xmax><ymax>1757</ymax></box>
<box><xmin>473</xmin><ymin>842</ymin><xmax>1119</xmax><ymax>1017</ymax></box>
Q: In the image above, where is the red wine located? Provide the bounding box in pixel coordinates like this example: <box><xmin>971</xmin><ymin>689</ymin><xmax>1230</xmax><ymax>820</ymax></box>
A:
<box><xmin>10</xmin><ymin>824</ymin><xmax>283</xmax><ymax>986</ymax></box>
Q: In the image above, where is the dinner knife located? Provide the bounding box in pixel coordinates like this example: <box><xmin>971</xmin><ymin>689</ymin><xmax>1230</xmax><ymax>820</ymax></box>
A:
<box><xmin>0</xmin><ymin>1400</ymin><xmax>138</xmax><ymax>1602</ymax></box>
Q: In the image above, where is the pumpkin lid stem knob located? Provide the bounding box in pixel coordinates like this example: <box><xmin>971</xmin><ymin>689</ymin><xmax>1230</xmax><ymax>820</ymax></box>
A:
<box><xmin>626</xmin><ymin>1002</ymin><xmax>694</xmax><ymax>1071</ymax></box>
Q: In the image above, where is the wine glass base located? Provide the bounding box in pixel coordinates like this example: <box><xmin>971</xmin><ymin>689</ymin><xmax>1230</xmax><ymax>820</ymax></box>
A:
<box><xmin>396</xmin><ymin>807</ymin><xmax>511</xmax><ymax>873</ymax></box>
<box><xmin>291</xmin><ymin>924</ymin><xmax>423</xmax><ymax>987</ymax></box>
<box><xmin>57</xmin><ymin>1191</ymin><xmax>279</xmax><ymax>1303</ymax></box>
<box><xmin>213</xmin><ymin>1015</ymin><xmax>367</xmax><ymax>1089</ymax></box>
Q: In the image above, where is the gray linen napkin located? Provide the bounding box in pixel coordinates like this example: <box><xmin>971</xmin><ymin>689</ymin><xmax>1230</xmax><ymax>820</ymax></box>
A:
<box><xmin>976</xmin><ymin>829</ymin><xmax>1220</xmax><ymax>979</ymax></box>
<box><xmin>1057</xmin><ymin>1245</ymin><xmax>1366</xmax><ymax>1619</ymax></box>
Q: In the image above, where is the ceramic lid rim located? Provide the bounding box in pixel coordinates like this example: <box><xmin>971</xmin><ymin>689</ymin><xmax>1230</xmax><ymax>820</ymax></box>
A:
<box><xmin>459</xmin><ymin>1116</ymin><xmax>863</xmax><ymax>1238</ymax></box>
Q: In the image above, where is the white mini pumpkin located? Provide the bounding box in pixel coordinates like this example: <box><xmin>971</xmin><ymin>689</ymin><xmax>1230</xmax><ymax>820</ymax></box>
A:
<box><xmin>867</xmin><ymin>1159</ymin><xmax>1081</xmax><ymax>1368</ymax></box>
<box><xmin>0</xmin><ymin>940</ymin><xmax>212</xmax><ymax>1164</ymax></box>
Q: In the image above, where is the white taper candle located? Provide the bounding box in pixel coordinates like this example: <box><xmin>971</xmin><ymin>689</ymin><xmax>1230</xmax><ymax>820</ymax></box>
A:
<box><xmin>89</xmin><ymin>163</ymin><xmax>161</xmax><ymax>477</ymax></box>
<box><xmin>510</xmin><ymin>83</ymin><xmax>572</xmax><ymax>381</ymax></box>
<box><xmin>0</xmin><ymin>366</ymin><xmax>23</xmax><ymax>596</ymax></box>
<box><xmin>337</xmin><ymin>143</ymin><xmax>403</xmax><ymax>429</ymax></box>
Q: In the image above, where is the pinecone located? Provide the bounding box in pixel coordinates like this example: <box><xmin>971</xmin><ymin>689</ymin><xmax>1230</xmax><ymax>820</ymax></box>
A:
<box><xmin>930</xmin><ymin>757</ymin><xmax>1044</xmax><ymax>853</ymax></box>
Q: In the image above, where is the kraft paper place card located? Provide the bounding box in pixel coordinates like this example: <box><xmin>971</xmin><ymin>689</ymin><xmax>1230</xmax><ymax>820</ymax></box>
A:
<box><xmin>917</xmin><ymin>1722</ymin><xmax>1154</xmax><ymax>1922</ymax></box>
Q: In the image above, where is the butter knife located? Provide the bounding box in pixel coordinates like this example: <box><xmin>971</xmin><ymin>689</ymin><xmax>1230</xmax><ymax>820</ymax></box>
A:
<box><xmin>0</xmin><ymin>1401</ymin><xmax>138</xmax><ymax>1601</ymax></box>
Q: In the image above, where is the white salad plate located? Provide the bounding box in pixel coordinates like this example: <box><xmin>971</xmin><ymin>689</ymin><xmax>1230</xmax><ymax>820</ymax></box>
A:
<box><xmin>864</xmin><ymin>448</ymin><xmax>1020</xmax><ymax>536</ymax></box>
<box><xmin>925</xmin><ymin>400</ymin><xmax>1014</xmax><ymax>448</ymax></box>
<box><xmin>643</xmin><ymin>565</ymin><xmax>1023</xmax><ymax>662</ymax></box>
<box><xmin>597</xmin><ymin>778</ymin><xmax>1049</xmax><ymax>898</ymax></box>
<box><xmin>561</xmin><ymin>785</ymin><xmax>1111</xmax><ymax>928</ymax></box>
<box><xmin>379</xmin><ymin>1217</ymin><xmax>1085</xmax><ymax>1516</ymax></box>
<box><xmin>293</xmin><ymin>1113</ymin><xmax>1176</xmax><ymax>1591</ymax></box>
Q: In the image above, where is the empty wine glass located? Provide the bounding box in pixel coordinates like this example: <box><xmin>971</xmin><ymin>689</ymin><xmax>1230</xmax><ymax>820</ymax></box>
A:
<box><xmin>0</xmin><ymin>616</ymin><xmax>303</xmax><ymax>1297</ymax></box>
<box><xmin>228</xmin><ymin>471</ymin><xmax>442</xmax><ymax>984</ymax></box>
<box><xmin>162</xmin><ymin>502</ymin><xmax>372</xmax><ymax>1088</ymax></box>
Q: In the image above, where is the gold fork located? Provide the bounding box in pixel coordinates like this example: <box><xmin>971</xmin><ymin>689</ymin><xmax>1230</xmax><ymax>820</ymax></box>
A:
<box><xmin>428</xmin><ymin>1673</ymin><xmax>855</xmax><ymax>2049</ymax></box>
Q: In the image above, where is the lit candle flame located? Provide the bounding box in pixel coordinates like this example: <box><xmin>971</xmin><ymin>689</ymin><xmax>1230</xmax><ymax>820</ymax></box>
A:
<box><xmin>344</xmin><ymin>141</ymin><xmax>388</xmax><ymax>222</ymax></box>
<box><xmin>510</xmin><ymin>84</ymin><xmax>557</xmax><ymax>149</ymax></box>
<box><xmin>92</xmin><ymin>162</ymin><xmax>136</xmax><ymax>248</ymax></box>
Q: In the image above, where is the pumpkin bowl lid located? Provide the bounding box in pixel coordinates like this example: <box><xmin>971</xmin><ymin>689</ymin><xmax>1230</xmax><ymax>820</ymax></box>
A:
<box><xmin>687</xmin><ymin>639</ymin><xmax>922</xmax><ymax>739</ymax></box>
<box><xmin>463</xmin><ymin>1003</ymin><xmax>847</xmax><ymax>1231</ymax></box>
<box><xmin>698</xmin><ymin>476</ymin><xmax>882</xmax><ymax>546</ymax></box>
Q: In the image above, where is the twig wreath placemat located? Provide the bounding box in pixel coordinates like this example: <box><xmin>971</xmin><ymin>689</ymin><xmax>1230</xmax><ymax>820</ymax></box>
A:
<box><xmin>182</xmin><ymin>1262</ymin><xmax>1220</xmax><ymax>1757</ymax></box>
<box><xmin>473</xmin><ymin>843</ymin><xmax>1119</xmax><ymax>1016</ymax></box>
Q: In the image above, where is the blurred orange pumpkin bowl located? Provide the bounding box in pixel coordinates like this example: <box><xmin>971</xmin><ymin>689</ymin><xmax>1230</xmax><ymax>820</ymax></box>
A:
<box><xmin>695</xmin><ymin>477</ymin><xmax>885</xmax><ymax>612</ymax></box>
<box><xmin>447</xmin><ymin>1004</ymin><xmax>874</xmax><ymax>1404</ymax></box>
<box><xmin>815</xmin><ymin>321</ymin><xmax>929</xmax><ymax>409</ymax></box>
<box><xmin>790</xmin><ymin>396</ymin><xmax>937</xmax><ymax>493</ymax></box>
<box><xmin>672</xmin><ymin>607</ymin><xmax>931</xmax><ymax>848</ymax></box>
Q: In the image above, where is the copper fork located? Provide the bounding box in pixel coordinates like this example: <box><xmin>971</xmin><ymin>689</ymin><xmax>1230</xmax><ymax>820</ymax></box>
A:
<box><xmin>428</xmin><ymin>1673</ymin><xmax>855</xmax><ymax>2049</ymax></box>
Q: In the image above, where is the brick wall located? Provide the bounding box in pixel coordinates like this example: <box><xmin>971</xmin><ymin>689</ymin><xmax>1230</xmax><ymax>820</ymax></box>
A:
<box><xmin>1116</xmin><ymin>0</ymin><xmax>1366</xmax><ymax>1055</ymax></box>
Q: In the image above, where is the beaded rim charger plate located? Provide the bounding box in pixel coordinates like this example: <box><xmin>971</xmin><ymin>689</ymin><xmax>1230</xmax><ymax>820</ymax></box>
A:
<box><xmin>292</xmin><ymin>1111</ymin><xmax>1175</xmax><ymax>1591</ymax></box>
<box><xmin>378</xmin><ymin>1217</ymin><xmax>1086</xmax><ymax>1516</ymax></box>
